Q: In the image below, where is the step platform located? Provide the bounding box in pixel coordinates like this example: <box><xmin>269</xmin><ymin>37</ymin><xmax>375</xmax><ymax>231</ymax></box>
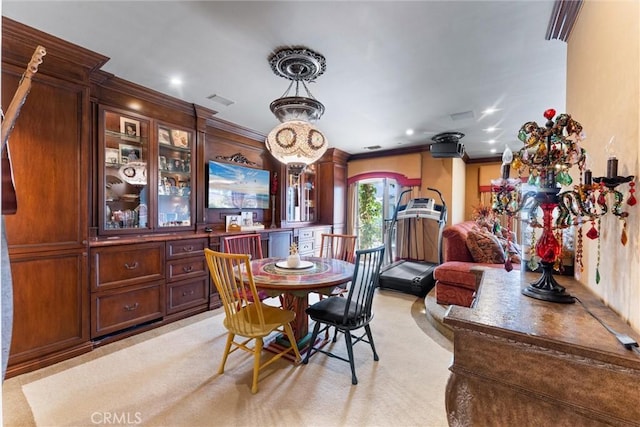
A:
<box><xmin>378</xmin><ymin>260</ymin><xmax>437</xmax><ymax>297</ymax></box>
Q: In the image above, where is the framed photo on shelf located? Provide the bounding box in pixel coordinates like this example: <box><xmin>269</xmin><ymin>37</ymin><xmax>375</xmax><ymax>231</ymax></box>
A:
<box><xmin>119</xmin><ymin>143</ymin><xmax>141</xmax><ymax>164</ymax></box>
<box><xmin>120</xmin><ymin>117</ymin><xmax>140</xmax><ymax>141</ymax></box>
<box><xmin>158</xmin><ymin>127</ymin><xmax>171</xmax><ymax>145</ymax></box>
<box><xmin>105</xmin><ymin>148</ymin><xmax>119</xmax><ymax>165</ymax></box>
<box><xmin>171</xmin><ymin>129</ymin><xmax>190</xmax><ymax>148</ymax></box>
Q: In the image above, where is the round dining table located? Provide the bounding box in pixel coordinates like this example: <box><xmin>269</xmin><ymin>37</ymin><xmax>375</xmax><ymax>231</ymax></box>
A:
<box><xmin>244</xmin><ymin>256</ymin><xmax>354</xmax><ymax>346</ymax></box>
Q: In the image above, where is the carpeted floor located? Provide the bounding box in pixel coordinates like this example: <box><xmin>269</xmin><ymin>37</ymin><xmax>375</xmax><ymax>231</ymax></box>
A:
<box><xmin>2</xmin><ymin>290</ymin><xmax>452</xmax><ymax>427</ymax></box>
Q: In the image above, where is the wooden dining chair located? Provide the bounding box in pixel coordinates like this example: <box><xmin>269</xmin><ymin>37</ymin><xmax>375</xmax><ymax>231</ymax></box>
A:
<box><xmin>303</xmin><ymin>245</ymin><xmax>385</xmax><ymax>385</ymax></box>
<box><xmin>223</xmin><ymin>234</ymin><xmax>264</xmax><ymax>260</ymax></box>
<box><xmin>204</xmin><ymin>248</ymin><xmax>301</xmax><ymax>394</ymax></box>
<box><xmin>223</xmin><ymin>234</ymin><xmax>269</xmax><ymax>305</ymax></box>
<box><xmin>319</xmin><ymin>233</ymin><xmax>357</xmax><ymax>263</ymax></box>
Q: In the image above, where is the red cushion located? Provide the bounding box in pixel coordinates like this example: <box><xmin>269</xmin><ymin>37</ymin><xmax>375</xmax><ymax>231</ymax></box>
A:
<box><xmin>442</xmin><ymin>221</ymin><xmax>477</xmax><ymax>262</ymax></box>
<box><xmin>434</xmin><ymin>261</ymin><xmax>486</xmax><ymax>290</ymax></box>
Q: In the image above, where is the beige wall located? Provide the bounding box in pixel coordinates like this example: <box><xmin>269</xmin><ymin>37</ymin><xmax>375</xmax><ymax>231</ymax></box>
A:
<box><xmin>348</xmin><ymin>153</ymin><xmax>422</xmax><ymax>179</ymax></box>
<box><xmin>568</xmin><ymin>0</ymin><xmax>639</xmax><ymax>330</ymax></box>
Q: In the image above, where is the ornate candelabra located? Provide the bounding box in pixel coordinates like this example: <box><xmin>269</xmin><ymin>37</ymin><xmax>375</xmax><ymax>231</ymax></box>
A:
<box><xmin>491</xmin><ymin>109</ymin><xmax>636</xmax><ymax>303</ymax></box>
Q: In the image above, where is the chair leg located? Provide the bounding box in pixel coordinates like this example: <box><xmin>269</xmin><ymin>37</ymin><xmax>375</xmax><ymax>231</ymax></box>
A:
<box><xmin>303</xmin><ymin>321</ymin><xmax>322</xmax><ymax>364</ymax></box>
<box><xmin>251</xmin><ymin>337</ymin><xmax>263</xmax><ymax>394</ymax></box>
<box><xmin>218</xmin><ymin>333</ymin><xmax>234</xmax><ymax>374</ymax></box>
<box><xmin>283</xmin><ymin>322</ymin><xmax>302</xmax><ymax>363</ymax></box>
<box><xmin>343</xmin><ymin>330</ymin><xmax>358</xmax><ymax>385</ymax></box>
<box><xmin>332</xmin><ymin>326</ymin><xmax>340</xmax><ymax>343</ymax></box>
<box><xmin>365</xmin><ymin>325</ymin><xmax>379</xmax><ymax>361</ymax></box>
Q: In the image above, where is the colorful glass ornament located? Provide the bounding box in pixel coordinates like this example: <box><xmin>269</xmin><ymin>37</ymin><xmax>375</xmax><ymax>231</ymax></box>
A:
<box><xmin>628</xmin><ymin>181</ymin><xmax>637</xmax><ymax>206</ymax></box>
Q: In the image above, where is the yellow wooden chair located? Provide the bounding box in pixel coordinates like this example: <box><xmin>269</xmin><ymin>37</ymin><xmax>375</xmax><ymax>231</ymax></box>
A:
<box><xmin>204</xmin><ymin>248</ymin><xmax>301</xmax><ymax>394</ymax></box>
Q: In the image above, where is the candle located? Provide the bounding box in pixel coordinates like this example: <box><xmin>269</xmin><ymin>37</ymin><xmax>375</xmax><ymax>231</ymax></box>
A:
<box><xmin>607</xmin><ymin>158</ymin><xmax>618</xmax><ymax>179</ymax></box>
<box><xmin>502</xmin><ymin>163</ymin><xmax>510</xmax><ymax>180</ymax></box>
<box><xmin>584</xmin><ymin>169</ymin><xmax>592</xmax><ymax>186</ymax></box>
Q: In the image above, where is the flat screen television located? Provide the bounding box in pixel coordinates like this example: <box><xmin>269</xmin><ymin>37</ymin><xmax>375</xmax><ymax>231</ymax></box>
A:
<box><xmin>208</xmin><ymin>160</ymin><xmax>270</xmax><ymax>209</ymax></box>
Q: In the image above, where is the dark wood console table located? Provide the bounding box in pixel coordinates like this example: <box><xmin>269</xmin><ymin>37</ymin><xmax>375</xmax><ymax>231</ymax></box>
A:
<box><xmin>443</xmin><ymin>269</ymin><xmax>640</xmax><ymax>426</ymax></box>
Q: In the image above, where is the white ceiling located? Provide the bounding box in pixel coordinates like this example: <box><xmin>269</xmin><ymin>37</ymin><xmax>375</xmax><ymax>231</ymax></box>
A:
<box><xmin>2</xmin><ymin>1</ymin><xmax>567</xmax><ymax>160</ymax></box>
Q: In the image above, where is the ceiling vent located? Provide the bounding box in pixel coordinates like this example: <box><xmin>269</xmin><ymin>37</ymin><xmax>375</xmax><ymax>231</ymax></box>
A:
<box><xmin>364</xmin><ymin>145</ymin><xmax>382</xmax><ymax>150</ymax></box>
<box><xmin>206</xmin><ymin>94</ymin><xmax>235</xmax><ymax>107</ymax></box>
<box><xmin>450</xmin><ymin>110</ymin><xmax>474</xmax><ymax>121</ymax></box>
<box><xmin>429</xmin><ymin>131</ymin><xmax>465</xmax><ymax>158</ymax></box>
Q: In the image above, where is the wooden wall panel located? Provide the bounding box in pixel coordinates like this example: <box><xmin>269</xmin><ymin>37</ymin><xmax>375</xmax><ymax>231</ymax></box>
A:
<box><xmin>2</xmin><ymin>73</ymin><xmax>88</xmax><ymax>250</ymax></box>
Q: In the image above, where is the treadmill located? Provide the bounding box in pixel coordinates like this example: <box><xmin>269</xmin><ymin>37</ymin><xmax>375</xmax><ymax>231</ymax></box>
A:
<box><xmin>379</xmin><ymin>187</ymin><xmax>447</xmax><ymax>297</ymax></box>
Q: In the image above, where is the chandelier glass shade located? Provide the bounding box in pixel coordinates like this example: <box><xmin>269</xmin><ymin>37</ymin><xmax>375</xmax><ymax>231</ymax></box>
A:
<box><xmin>266</xmin><ymin>47</ymin><xmax>328</xmax><ymax>166</ymax></box>
<box><xmin>265</xmin><ymin>119</ymin><xmax>327</xmax><ymax>166</ymax></box>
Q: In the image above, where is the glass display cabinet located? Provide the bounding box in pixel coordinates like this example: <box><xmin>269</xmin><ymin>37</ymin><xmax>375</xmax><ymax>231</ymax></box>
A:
<box><xmin>285</xmin><ymin>164</ymin><xmax>316</xmax><ymax>223</ymax></box>
<box><xmin>98</xmin><ymin>107</ymin><xmax>194</xmax><ymax>235</ymax></box>
<box><xmin>157</xmin><ymin>125</ymin><xmax>193</xmax><ymax>228</ymax></box>
<box><xmin>99</xmin><ymin>108</ymin><xmax>151</xmax><ymax>234</ymax></box>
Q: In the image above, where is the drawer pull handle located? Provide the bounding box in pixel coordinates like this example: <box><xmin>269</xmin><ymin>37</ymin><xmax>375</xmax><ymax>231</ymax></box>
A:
<box><xmin>124</xmin><ymin>303</ymin><xmax>139</xmax><ymax>311</ymax></box>
<box><xmin>183</xmin><ymin>246</ymin><xmax>194</xmax><ymax>252</ymax></box>
<box><xmin>182</xmin><ymin>265</ymin><xmax>194</xmax><ymax>273</ymax></box>
<box><xmin>182</xmin><ymin>290</ymin><xmax>195</xmax><ymax>296</ymax></box>
<box><xmin>124</xmin><ymin>262</ymin><xmax>139</xmax><ymax>270</ymax></box>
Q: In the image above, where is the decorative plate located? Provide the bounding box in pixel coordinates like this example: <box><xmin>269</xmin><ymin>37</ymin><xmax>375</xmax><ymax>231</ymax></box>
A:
<box><xmin>118</xmin><ymin>161</ymin><xmax>147</xmax><ymax>185</ymax></box>
<box><xmin>275</xmin><ymin>260</ymin><xmax>314</xmax><ymax>270</ymax></box>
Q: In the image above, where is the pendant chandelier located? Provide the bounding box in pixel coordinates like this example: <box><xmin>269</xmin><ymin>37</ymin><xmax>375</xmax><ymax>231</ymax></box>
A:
<box><xmin>265</xmin><ymin>47</ymin><xmax>328</xmax><ymax>166</ymax></box>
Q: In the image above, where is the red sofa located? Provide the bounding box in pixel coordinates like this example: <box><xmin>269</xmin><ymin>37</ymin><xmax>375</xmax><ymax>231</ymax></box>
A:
<box><xmin>434</xmin><ymin>221</ymin><xmax>516</xmax><ymax>307</ymax></box>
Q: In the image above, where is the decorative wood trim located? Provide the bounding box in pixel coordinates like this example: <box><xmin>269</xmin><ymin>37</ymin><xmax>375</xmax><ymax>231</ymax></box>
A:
<box><xmin>214</xmin><ymin>153</ymin><xmax>257</xmax><ymax>166</ymax></box>
<box><xmin>2</xmin><ymin>17</ymin><xmax>109</xmax><ymax>84</ymax></box>
<box><xmin>546</xmin><ymin>0</ymin><xmax>584</xmax><ymax>42</ymax></box>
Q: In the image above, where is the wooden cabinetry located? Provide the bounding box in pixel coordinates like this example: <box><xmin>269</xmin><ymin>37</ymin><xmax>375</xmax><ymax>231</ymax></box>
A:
<box><xmin>165</xmin><ymin>238</ymin><xmax>209</xmax><ymax>318</ymax></box>
<box><xmin>266</xmin><ymin>230</ymin><xmax>293</xmax><ymax>258</ymax></box>
<box><xmin>444</xmin><ymin>269</ymin><xmax>640</xmax><ymax>426</ymax></box>
<box><xmin>99</xmin><ymin>107</ymin><xmax>195</xmax><ymax>235</ymax></box>
<box><xmin>90</xmin><ymin>242</ymin><xmax>165</xmax><ymax>337</ymax></box>
<box><xmin>295</xmin><ymin>225</ymin><xmax>332</xmax><ymax>257</ymax></box>
<box><xmin>2</xmin><ymin>18</ymin><xmax>107</xmax><ymax>377</ymax></box>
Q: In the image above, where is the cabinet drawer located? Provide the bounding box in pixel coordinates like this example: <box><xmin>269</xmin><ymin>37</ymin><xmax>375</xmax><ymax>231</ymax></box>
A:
<box><xmin>167</xmin><ymin>257</ymin><xmax>207</xmax><ymax>283</ymax></box>
<box><xmin>299</xmin><ymin>229</ymin><xmax>315</xmax><ymax>240</ymax></box>
<box><xmin>167</xmin><ymin>277</ymin><xmax>209</xmax><ymax>314</ymax></box>
<box><xmin>91</xmin><ymin>282</ymin><xmax>164</xmax><ymax>338</ymax></box>
<box><xmin>91</xmin><ymin>242</ymin><xmax>165</xmax><ymax>291</ymax></box>
<box><xmin>166</xmin><ymin>238</ymin><xmax>207</xmax><ymax>259</ymax></box>
<box><xmin>298</xmin><ymin>241</ymin><xmax>314</xmax><ymax>254</ymax></box>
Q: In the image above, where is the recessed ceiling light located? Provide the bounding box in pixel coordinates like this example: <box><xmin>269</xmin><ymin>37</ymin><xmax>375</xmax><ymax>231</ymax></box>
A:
<box><xmin>170</xmin><ymin>77</ymin><xmax>183</xmax><ymax>86</ymax></box>
<box><xmin>488</xmin><ymin>139</ymin><xmax>496</xmax><ymax>144</ymax></box>
<box><xmin>482</xmin><ymin>107</ymin><xmax>499</xmax><ymax>115</ymax></box>
<box><xmin>490</xmin><ymin>148</ymin><xmax>497</xmax><ymax>153</ymax></box>
<box><xmin>484</xmin><ymin>126</ymin><xmax>498</xmax><ymax>133</ymax></box>
<box><xmin>405</xmin><ymin>129</ymin><xmax>414</xmax><ymax>136</ymax></box>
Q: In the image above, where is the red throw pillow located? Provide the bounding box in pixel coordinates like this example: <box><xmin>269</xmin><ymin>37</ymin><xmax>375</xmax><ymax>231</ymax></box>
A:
<box><xmin>466</xmin><ymin>229</ymin><xmax>506</xmax><ymax>264</ymax></box>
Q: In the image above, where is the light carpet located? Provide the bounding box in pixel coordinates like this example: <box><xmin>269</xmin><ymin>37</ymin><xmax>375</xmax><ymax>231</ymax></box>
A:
<box><xmin>9</xmin><ymin>291</ymin><xmax>452</xmax><ymax>427</ymax></box>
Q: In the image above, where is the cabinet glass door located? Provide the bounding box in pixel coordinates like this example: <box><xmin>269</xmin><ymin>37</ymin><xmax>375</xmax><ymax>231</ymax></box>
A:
<box><xmin>285</xmin><ymin>164</ymin><xmax>316</xmax><ymax>222</ymax></box>
<box><xmin>101</xmin><ymin>109</ymin><xmax>150</xmax><ymax>232</ymax></box>
<box><xmin>157</xmin><ymin>125</ymin><xmax>193</xmax><ymax>228</ymax></box>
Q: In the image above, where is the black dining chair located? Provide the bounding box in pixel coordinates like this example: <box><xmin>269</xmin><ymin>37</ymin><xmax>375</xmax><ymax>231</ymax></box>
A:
<box><xmin>302</xmin><ymin>245</ymin><xmax>385</xmax><ymax>385</ymax></box>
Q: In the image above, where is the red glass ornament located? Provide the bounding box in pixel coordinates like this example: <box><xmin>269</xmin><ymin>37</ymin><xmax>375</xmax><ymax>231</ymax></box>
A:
<box><xmin>586</xmin><ymin>224</ymin><xmax>599</xmax><ymax>240</ymax></box>
<box><xmin>628</xmin><ymin>194</ymin><xmax>637</xmax><ymax>206</ymax></box>
<box><xmin>543</xmin><ymin>109</ymin><xmax>556</xmax><ymax>120</ymax></box>
<box><xmin>535</xmin><ymin>202</ymin><xmax>561</xmax><ymax>263</ymax></box>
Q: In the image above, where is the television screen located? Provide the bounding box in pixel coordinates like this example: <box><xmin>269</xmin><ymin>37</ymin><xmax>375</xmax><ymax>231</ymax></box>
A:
<box><xmin>208</xmin><ymin>160</ymin><xmax>270</xmax><ymax>209</ymax></box>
